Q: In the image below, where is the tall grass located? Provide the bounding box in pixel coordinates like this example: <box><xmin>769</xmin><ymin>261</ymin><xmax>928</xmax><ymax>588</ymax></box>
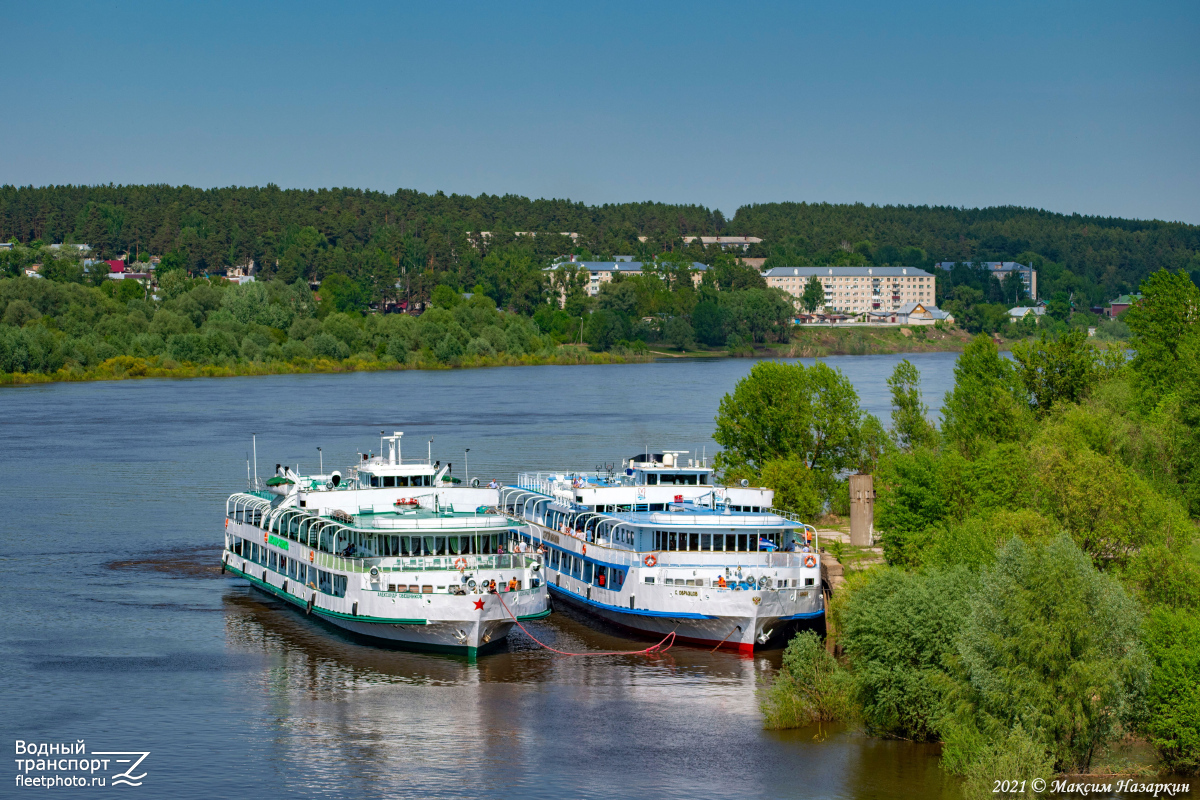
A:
<box><xmin>761</xmin><ymin>631</ymin><xmax>856</xmax><ymax>730</ymax></box>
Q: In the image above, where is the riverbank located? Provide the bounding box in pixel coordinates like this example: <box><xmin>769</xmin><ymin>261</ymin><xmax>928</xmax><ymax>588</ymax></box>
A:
<box><xmin>0</xmin><ymin>327</ymin><xmax>1028</xmax><ymax>386</ymax></box>
<box><xmin>0</xmin><ymin>348</ymin><xmax>652</xmax><ymax>385</ymax></box>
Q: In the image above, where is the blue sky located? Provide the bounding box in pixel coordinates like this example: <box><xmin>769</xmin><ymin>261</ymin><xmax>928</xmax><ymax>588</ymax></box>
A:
<box><xmin>2</xmin><ymin>1</ymin><xmax>1197</xmax><ymax>222</ymax></box>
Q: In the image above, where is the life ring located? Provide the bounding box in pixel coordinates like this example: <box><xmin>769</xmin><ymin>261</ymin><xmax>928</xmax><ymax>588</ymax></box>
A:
<box><xmin>643</xmin><ymin>554</ymin><xmax>657</xmax><ymax>567</ymax></box>
<box><xmin>454</xmin><ymin>557</ymin><xmax>467</xmax><ymax>571</ymax></box>
<box><xmin>803</xmin><ymin>554</ymin><xmax>817</xmax><ymax>568</ymax></box>
<box><xmin>309</xmin><ymin>551</ymin><xmax>314</xmax><ymax>563</ymax></box>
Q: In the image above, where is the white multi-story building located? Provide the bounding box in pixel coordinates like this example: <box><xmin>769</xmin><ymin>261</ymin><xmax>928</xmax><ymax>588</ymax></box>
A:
<box><xmin>764</xmin><ymin>266</ymin><xmax>937</xmax><ymax>315</ymax></box>
<box><xmin>546</xmin><ymin>258</ymin><xmax>709</xmax><ymax>297</ymax></box>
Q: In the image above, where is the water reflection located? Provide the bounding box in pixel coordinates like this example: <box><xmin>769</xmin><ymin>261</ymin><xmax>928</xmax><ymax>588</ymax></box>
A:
<box><xmin>221</xmin><ymin>584</ymin><xmax>958</xmax><ymax>800</ymax></box>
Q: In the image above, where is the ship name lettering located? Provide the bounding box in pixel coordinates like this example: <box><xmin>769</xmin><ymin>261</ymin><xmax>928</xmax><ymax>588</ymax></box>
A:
<box><xmin>676</xmin><ymin>590</ymin><xmax>698</xmax><ymax>596</ymax></box>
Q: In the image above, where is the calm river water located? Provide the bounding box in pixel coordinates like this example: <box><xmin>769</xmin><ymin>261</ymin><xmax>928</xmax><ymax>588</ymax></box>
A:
<box><xmin>1</xmin><ymin>354</ymin><xmax>967</xmax><ymax>799</ymax></box>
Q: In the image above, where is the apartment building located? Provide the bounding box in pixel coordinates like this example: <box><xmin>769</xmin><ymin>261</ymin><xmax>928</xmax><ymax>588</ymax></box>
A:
<box><xmin>545</xmin><ymin>259</ymin><xmax>709</xmax><ymax>297</ymax></box>
<box><xmin>764</xmin><ymin>266</ymin><xmax>936</xmax><ymax>315</ymax></box>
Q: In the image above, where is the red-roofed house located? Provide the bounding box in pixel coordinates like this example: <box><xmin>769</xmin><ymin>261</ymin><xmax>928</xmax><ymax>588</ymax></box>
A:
<box><xmin>107</xmin><ymin>260</ymin><xmax>126</xmax><ymax>273</ymax></box>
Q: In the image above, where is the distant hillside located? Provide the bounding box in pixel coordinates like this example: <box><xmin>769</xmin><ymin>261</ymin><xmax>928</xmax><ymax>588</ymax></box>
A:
<box><xmin>2</xmin><ymin>184</ymin><xmax>1197</xmax><ymax>306</ymax></box>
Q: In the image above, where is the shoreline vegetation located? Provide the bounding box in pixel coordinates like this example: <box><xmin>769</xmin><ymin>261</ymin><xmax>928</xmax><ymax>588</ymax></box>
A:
<box><xmin>0</xmin><ymin>325</ymin><xmax>980</xmax><ymax>386</ymax></box>
<box><xmin>0</xmin><ymin>347</ymin><xmax>651</xmax><ymax>385</ymax></box>
<box><xmin>734</xmin><ymin>270</ymin><xmax>1200</xmax><ymax>796</ymax></box>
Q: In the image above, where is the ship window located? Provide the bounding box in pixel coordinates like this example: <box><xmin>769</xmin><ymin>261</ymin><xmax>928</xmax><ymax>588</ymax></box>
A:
<box><xmin>583</xmin><ymin>562</ymin><xmax>593</xmax><ymax>583</ymax></box>
<box><xmin>423</xmin><ymin>476</ymin><xmax>432</xmax><ymax>486</ymax></box>
<box><xmin>383</xmin><ymin>476</ymin><xmax>395</xmax><ymax>487</ymax></box>
<box><xmin>421</xmin><ymin>585</ymin><xmax>433</xmax><ymax>594</ymax></box>
<box><xmin>397</xmin><ymin>476</ymin><xmax>409</xmax><ymax>487</ymax></box>
<box><xmin>650</xmin><ymin>503</ymin><xmax>664</xmax><ymax>511</ymax></box>
<box><xmin>646</xmin><ymin>474</ymin><xmax>658</xmax><ymax>485</ymax></box>
<box><xmin>370</xmin><ymin>475</ymin><xmax>380</xmax><ymax>487</ymax></box>
<box><xmin>805</xmin><ymin>578</ymin><xmax>815</xmax><ymax>586</ymax></box>
<box><xmin>701</xmin><ymin>533</ymin><xmax>712</xmax><ymax>551</ymax></box>
<box><xmin>550</xmin><ymin>550</ymin><xmax>560</xmax><ymax>569</ymax></box>
<box><xmin>644</xmin><ymin>576</ymin><xmax>654</xmax><ymax>584</ymax></box>
<box><xmin>699</xmin><ymin>475</ymin><xmax>708</xmax><ymax>485</ymax></box>
<box><xmin>689</xmin><ymin>533</ymin><xmax>700</xmax><ymax>551</ymax></box>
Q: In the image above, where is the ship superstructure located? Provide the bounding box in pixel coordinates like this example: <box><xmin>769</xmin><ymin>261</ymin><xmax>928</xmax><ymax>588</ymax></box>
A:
<box><xmin>221</xmin><ymin>432</ymin><xmax>549</xmax><ymax>658</ymax></box>
<box><xmin>500</xmin><ymin>452</ymin><xmax>823</xmax><ymax>653</ymax></box>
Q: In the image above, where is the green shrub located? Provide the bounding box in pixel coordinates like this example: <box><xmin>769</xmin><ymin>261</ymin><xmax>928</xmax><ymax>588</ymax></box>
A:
<box><xmin>759</xmin><ymin>457</ymin><xmax>822</xmax><ymax>519</ymax></box>
<box><xmin>958</xmin><ymin>725</ymin><xmax>1055</xmax><ymax>800</ymax></box>
<box><xmin>1143</xmin><ymin>606</ymin><xmax>1200</xmax><ymax>774</ymax></box>
<box><xmin>434</xmin><ymin>333</ymin><xmax>464</xmax><ymax>363</ymax></box>
<box><xmin>309</xmin><ymin>332</ymin><xmax>350</xmax><ymax>360</ymax></box>
<box><xmin>955</xmin><ymin>535</ymin><xmax>1148</xmax><ymax>773</ymax></box>
<box><xmin>466</xmin><ymin>337</ymin><xmax>495</xmax><ymax>358</ymax></box>
<box><xmin>385</xmin><ymin>335</ymin><xmax>409</xmax><ymax>362</ymax></box>
<box><xmin>920</xmin><ymin>509</ymin><xmax>1056</xmax><ymax>572</ymax></box>
<box><xmin>761</xmin><ymin>631</ymin><xmax>854</xmax><ymax>729</ymax></box>
<box><xmin>839</xmin><ymin>566</ymin><xmax>977</xmax><ymax>740</ymax></box>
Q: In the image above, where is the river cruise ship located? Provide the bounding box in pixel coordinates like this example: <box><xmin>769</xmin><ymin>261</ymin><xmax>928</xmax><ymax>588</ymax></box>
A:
<box><xmin>221</xmin><ymin>432</ymin><xmax>549</xmax><ymax>658</ymax></box>
<box><xmin>500</xmin><ymin>452</ymin><xmax>823</xmax><ymax>653</ymax></box>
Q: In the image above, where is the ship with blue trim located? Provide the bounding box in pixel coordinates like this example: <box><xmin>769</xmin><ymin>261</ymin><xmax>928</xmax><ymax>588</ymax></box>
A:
<box><xmin>500</xmin><ymin>452</ymin><xmax>824</xmax><ymax>653</ymax></box>
<box><xmin>221</xmin><ymin>432</ymin><xmax>549</xmax><ymax>658</ymax></box>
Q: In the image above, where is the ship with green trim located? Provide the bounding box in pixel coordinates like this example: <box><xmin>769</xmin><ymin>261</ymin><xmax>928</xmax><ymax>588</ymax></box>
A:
<box><xmin>221</xmin><ymin>431</ymin><xmax>549</xmax><ymax>658</ymax></box>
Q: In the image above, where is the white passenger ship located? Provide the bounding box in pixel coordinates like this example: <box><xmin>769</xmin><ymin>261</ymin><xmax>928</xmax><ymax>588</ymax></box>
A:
<box><xmin>500</xmin><ymin>452</ymin><xmax>823</xmax><ymax>653</ymax></box>
<box><xmin>222</xmin><ymin>432</ymin><xmax>549</xmax><ymax>658</ymax></box>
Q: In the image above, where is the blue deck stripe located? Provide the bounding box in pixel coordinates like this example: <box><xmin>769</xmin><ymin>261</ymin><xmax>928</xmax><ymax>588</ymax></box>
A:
<box><xmin>548</xmin><ymin>583</ymin><xmax>718</xmax><ymax>620</ymax></box>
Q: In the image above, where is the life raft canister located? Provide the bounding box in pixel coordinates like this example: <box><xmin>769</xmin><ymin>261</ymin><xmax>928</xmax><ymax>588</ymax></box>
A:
<box><xmin>643</xmin><ymin>554</ymin><xmax>657</xmax><ymax>567</ymax></box>
<box><xmin>804</xmin><ymin>554</ymin><xmax>817</xmax><ymax>568</ymax></box>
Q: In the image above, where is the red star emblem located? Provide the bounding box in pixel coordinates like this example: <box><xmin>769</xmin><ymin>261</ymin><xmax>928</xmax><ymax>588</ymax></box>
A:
<box><xmin>473</xmin><ymin>598</ymin><xmax>485</xmax><ymax>610</ymax></box>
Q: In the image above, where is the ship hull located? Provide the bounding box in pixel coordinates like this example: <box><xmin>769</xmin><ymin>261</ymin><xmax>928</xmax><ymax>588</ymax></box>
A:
<box><xmin>547</xmin><ymin>581</ymin><xmax>824</xmax><ymax>654</ymax></box>
<box><xmin>225</xmin><ymin>559</ymin><xmax>549</xmax><ymax>658</ymax></box>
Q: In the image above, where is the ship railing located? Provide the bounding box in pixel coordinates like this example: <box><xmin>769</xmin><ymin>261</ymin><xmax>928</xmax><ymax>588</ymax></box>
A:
<box><xmin>312</xmin><ymin>552</ymin><xmax>540</xmax><ymax>573</ymax></box>
<box><xmin>767</xmin><ymin>508</ymin><xmax>819</xmax><ymax>549</ymax></box>
<box><xmin>636</xmin><ymin>551</ymin><xmax>810</xmax><ymax>569</ymax></box>
<box><xmin>350</xmin><ymin>514</ymin><xmax>512</xmax><ymax>531</ymax></box>
<box><xmin>514</xmin><ymin>472</ymin><xmax>631</xmax><ymax>494</ymax></box>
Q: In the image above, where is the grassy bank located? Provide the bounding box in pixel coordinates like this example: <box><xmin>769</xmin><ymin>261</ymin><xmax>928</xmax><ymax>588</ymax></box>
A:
<box><xmin>0</xmin><ymin>326</ymin><xmax>988</xmax><ymax>386</ymax></box>
<box><xmin>0</xmin><ymin>347</ymin><xmax>650</xmax><ymax>386</ymax></box>
<box><xmin>776</xmin><ymin>325</ymin><xmax>974</xmax><ymax>357</ymax></box>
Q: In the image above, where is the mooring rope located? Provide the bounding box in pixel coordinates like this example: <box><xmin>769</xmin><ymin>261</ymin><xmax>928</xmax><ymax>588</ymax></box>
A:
<box><xmin>495</xmin><ymin>592</ymin><xmax>676</xmax><ymax>657</ymax></box>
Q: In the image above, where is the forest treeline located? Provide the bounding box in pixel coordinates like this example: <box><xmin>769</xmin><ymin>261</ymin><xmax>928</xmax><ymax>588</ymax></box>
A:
<box><xmin>2</xmin><ymin>184</ymin><xmax>1198</xmax><ymax>311</ymax></box>
<box><xmin>738</xmin><ymin>270</ymin><xmax>1200</xmax><ymax>793</ymax></box>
